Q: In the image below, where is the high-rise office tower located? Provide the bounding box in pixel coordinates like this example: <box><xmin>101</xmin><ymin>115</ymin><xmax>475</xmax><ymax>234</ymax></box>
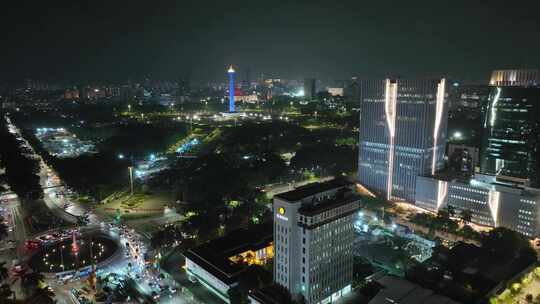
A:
<box><xmin>481</xmin><ymin>70</ymin><xmax>540</xmax><ymax>187</ymax></box>
<box><xmin>304</xmin><ymin>78</ymin><xmax>316</xmax><ymax>100</ymax></box>
<box><xmin>489</xmin><ymin>69</ymin><xmax>539</xmax><ymax>87</ymax></box>
<box><xmin>415</xmin><ymin>70</ymin><xmax>540</xmax><ymax>237</ymax></box>
<box><xmin>273</xmin><ymin>179</ymin><xmax>358</xmax><ymax>304</ymax></box>
<box><xmin>345</xmin><ymin>76</ymin><xmax>360</xmax><ymax>103</ymax></box>
<box><xmin>358</xmin><ymin>78</ymin><xmax>448</xmax><ymax>202</ymax></box>
<box><xmin>228</xmin><ymin>65</ymin><xmax>236</xmax><ymax>112</ymax></box>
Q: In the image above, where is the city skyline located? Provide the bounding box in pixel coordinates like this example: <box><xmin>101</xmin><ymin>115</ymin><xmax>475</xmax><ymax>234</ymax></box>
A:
<box><xmin>3</xmin><ymin>1</ymin><xmax>540</xmax><ymax>303</ymax></box>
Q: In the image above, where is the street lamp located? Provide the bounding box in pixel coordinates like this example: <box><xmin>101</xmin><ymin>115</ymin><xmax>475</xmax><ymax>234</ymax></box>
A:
<box><xmin>188</xmin><ymin>115</ymin><xmax>196</xmax><ymax>133</ymax></box>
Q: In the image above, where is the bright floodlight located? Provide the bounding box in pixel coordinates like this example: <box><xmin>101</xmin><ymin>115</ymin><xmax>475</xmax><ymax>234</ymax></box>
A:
<box><xmin>118</xmin><ymin>154</ymin><xmax>124</xmax><ymax>159</ymax></box>
<box><xmin>453</xmin><ymin>131</ymin><xmax>462</xmax><ymax>139</ymax></box>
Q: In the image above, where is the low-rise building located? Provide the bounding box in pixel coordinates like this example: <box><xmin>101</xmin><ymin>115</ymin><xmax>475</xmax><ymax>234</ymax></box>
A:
<box><xmin>368</xmin><ymin>274</ymin><xmax>461</xmax><ymax>304</ymax></box>
<box><xmin>416</xmin><ymin>173</ymin><xmax>540</xmax><ymax>237</ymax></box>
<box><xmin>185</xmin><ymin>223</ymin><xmax>273</xmax><ymax>303</ymax></box>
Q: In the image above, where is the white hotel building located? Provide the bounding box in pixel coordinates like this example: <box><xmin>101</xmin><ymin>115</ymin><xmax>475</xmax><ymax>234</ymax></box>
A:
<box><xmin>273</xmin><ymin>179</ymin><xmax>359</xmax><ymax>304</ymax></box>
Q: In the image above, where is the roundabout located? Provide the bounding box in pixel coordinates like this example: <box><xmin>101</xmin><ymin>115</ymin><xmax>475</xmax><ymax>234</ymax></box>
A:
<box><xmin>28</xmin><ymin>230</ymin><xmax>119</xmax><ymax>273</ymax></box>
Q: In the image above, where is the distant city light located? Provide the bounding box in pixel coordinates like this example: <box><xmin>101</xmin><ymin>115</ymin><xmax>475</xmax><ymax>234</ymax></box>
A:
<box><xmin>294</xmin><ymin>89</ymin><xmax>305</xmax><ymax>97</ymax></box>
<box><xmin>118</xmin><ymin>154</ymin><xmax>125</xmax><ymax>159</ymax></box>
<box><xmin>453</xmin><ymin>131</ymin><xmax>463</xmax><ymax>139</ymax></box>
<box><xmin>150</xmin><ymin>154</ymin><xmax>156</xmax><ymax>161</ymax></box>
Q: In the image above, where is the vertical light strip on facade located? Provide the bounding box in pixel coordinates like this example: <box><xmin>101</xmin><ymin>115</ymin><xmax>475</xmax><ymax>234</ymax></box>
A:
<box><xmin>384</xmin><ymin>79</ymin><xmax>398</xmax><ymax>200</ymax></box>
<box><xmin>488</xmin><ymin>190</ymin><xmax>500</xmax><ymax>226</ymax></box>
<box><xmin>432</xmin><ymin>78</ymin><xmax>446</xmax><ymax>176</ymax></box>
<box><xmin>489</xmin><ymin>87</ymin><xmax>502</xmax><ymax>127</ymax></box>
<box><xmin>436</xmin><ymin>180</ymin><xmax>448</xmax><ymax>210</ymax></box>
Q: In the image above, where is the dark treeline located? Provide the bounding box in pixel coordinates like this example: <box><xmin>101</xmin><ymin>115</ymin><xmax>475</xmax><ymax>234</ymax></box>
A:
<box><xmin>21</xmin><ymin>128</ymin><xmax>127</xmax><ymax>200</ymax></box>
<box><xmin>0</xmin><ymin>119</ymin><xmax>42</xmax><ymax>200</ymax></box>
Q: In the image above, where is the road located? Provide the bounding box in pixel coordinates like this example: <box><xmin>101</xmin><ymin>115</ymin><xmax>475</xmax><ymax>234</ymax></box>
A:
<box><xmin>0</xmin><ymin>192</ymin><xmax>29</xmax><ymax>300</ymax></box>
<box><xmin>5</xmin><ymin>117</ymin><xmax>229</xmax><ymax>303</ymax></box>
<box><xmin>161</xmin><ymin>250</ymin><xmax>224</xmax><ymax>304</ymax></box>
<box><xmin>263</xmin><ymin>175</ymin><xmax>335</xmax><ymax>197</ymax></box>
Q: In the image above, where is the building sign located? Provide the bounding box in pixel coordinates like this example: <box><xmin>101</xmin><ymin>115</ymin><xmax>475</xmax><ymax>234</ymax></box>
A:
<box><xmin>277</xmin><ymin>207</ymin><xmax>288</xmax><ymax>221</ymax></box>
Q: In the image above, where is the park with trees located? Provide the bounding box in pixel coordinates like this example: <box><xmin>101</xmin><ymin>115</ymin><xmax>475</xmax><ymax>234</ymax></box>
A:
<box><xmin>406</xmin><ymin>227</ymin><xmax>538</xmax><ymax>303</ymax></box>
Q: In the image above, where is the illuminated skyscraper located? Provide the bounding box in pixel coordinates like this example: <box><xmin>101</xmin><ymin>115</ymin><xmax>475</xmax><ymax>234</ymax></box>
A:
<box><xmin>357</xmin><ymin>78</ymin><xmax>448</xmax><ymax>202</ymax></box>
<box><xmin>489</xmin><ymin>69</ymin><xmax>539</xmax><ymax>87</ymax></box>
<box><xmin>414</xmin><ymin>70</ymin><xmax>540</xmax><ymax>238</ymax></box>
<box><xmin>481</xmin><ymin>74</ymin><xmax>540</xmax><ymax>187</ymax></box>
<box><xmin>228</xmin><ymin>65</ymin><xmax>236</xmax><ymax>112</ymax></box>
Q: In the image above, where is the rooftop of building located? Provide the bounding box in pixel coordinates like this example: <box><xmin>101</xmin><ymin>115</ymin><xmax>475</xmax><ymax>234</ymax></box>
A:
<box><xmin>369</xmin><ymin>274</ymin><xmax>461</xmax><ymax>304</ymax></box>
<box><xmin>248</xmin><ymin>285</ymin><xmax>291</xmax><ymax>304</ymax></box>
<box><xmin>184</xmin><ymin>222</ymin><xmax>272</xmax><ymax>284</ymax></box>
<box><xmin>298</xmin><ymin>187</ymin><xmax>360</xmax><ymax>216</ymax></box>
<box><xmin>274</xmin><ymin>178</ymin><xmax>351</xmax><ymax>202</ymax></box>
<box><xmin>426</xmin><ymin>169</ymin><xmax>540</xmax><ymax>194</ymax></box>
<box><xmin>429</xmin><ymin>167</ymin><xmax>473</xmax><ymax>183</ymax></box>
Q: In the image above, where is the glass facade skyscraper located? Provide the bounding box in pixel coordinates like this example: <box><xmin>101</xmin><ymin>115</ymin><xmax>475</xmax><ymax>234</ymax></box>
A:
<box><xmin>481</xmin><ymin>86</ymin><xmax>540</xmax><ymax>187</ymax></box>
<box><xmin>414</xmin><ymin>70</ymin><xmax>540</xmax><ymax>238</ymax></box>
<box><xmin>357</xmin><ymin>78</ymin><xmax>448</xmax><ymax>202</ymax></box>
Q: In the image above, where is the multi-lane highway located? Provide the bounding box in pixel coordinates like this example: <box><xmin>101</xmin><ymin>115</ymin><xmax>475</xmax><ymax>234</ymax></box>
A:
<box><xmin>3</xmin><ymin>117</ymin><xmax>203</xmax><ymax>303</ymax></box>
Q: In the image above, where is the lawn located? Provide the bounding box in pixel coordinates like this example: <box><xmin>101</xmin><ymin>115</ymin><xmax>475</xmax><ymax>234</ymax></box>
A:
<box><xmin>95</xmin><ymin>190</ymin><xmax>175</xmax><ymax>220</ymax></box>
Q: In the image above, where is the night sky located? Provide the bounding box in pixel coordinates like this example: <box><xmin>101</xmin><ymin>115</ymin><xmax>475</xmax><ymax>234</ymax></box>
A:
<box><xmin>2</xmin><ymin>0</ymin><xmax>539</xmax><ymax>83</ymax></box>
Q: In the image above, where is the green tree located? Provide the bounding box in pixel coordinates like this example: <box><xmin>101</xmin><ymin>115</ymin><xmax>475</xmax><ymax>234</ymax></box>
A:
<box><xmin>257</xmin><ymin>284</ymin><xmax>295</xmax><ymax>304</ymax></box>
<box><xmin>27</xmin><ymin>287</ymin><xmax>56</xmax><ymax>304</ymax></box>
<box><xmin>0</xmin><ymin>262</ymin><xmax>8</xmax><ymax>283</ymax></box>
<box><xmin>459</xmin><ymin>224</ymin><xmax>480</xmax><ymax>240</ymax></box>
<box><xmin>21</xmin><ymin>271</ymin><xmax>45</xmax><ymax>294</ymax></box>
<box><xmin>150</xmin><ymin>224</ymin><xmax>183</xmax><ymax>249</ymax></box>
<box><xmin>461</xmin><ymin>209</ymin><xmax>473</xmax><ymax>223</ymax></box>
<box><xmin>481</xmin><ymin>227</ymin><xmax>536</xmax><ymax>262</ymax></box>
<box><xmin>447</xmin><ymin>205</ymin><xmax>456</xmax><ymax>218</ymax></box>
<box><xmin>438</xmin><ymin>209</ymin><xmax>450</xmax><ymax>221</ymax></box>
<box><xmin>0</xmin><ymin>284</ymin><xmax>14</xmax><ymax>303</ymax></box>
<box><xmin>0</xmin><ymin>218</ymin><xmax>8</xmax><ymax>242</ymax></box>
<box><xmin>227</xmin><ymin>286</ymin><xmax>245</xmax><ymax>304</ymax></box>
<box><xmin>237</xmin><ymin>265</ymin><xmax>272</xmax><ymax>295</ymax></box>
